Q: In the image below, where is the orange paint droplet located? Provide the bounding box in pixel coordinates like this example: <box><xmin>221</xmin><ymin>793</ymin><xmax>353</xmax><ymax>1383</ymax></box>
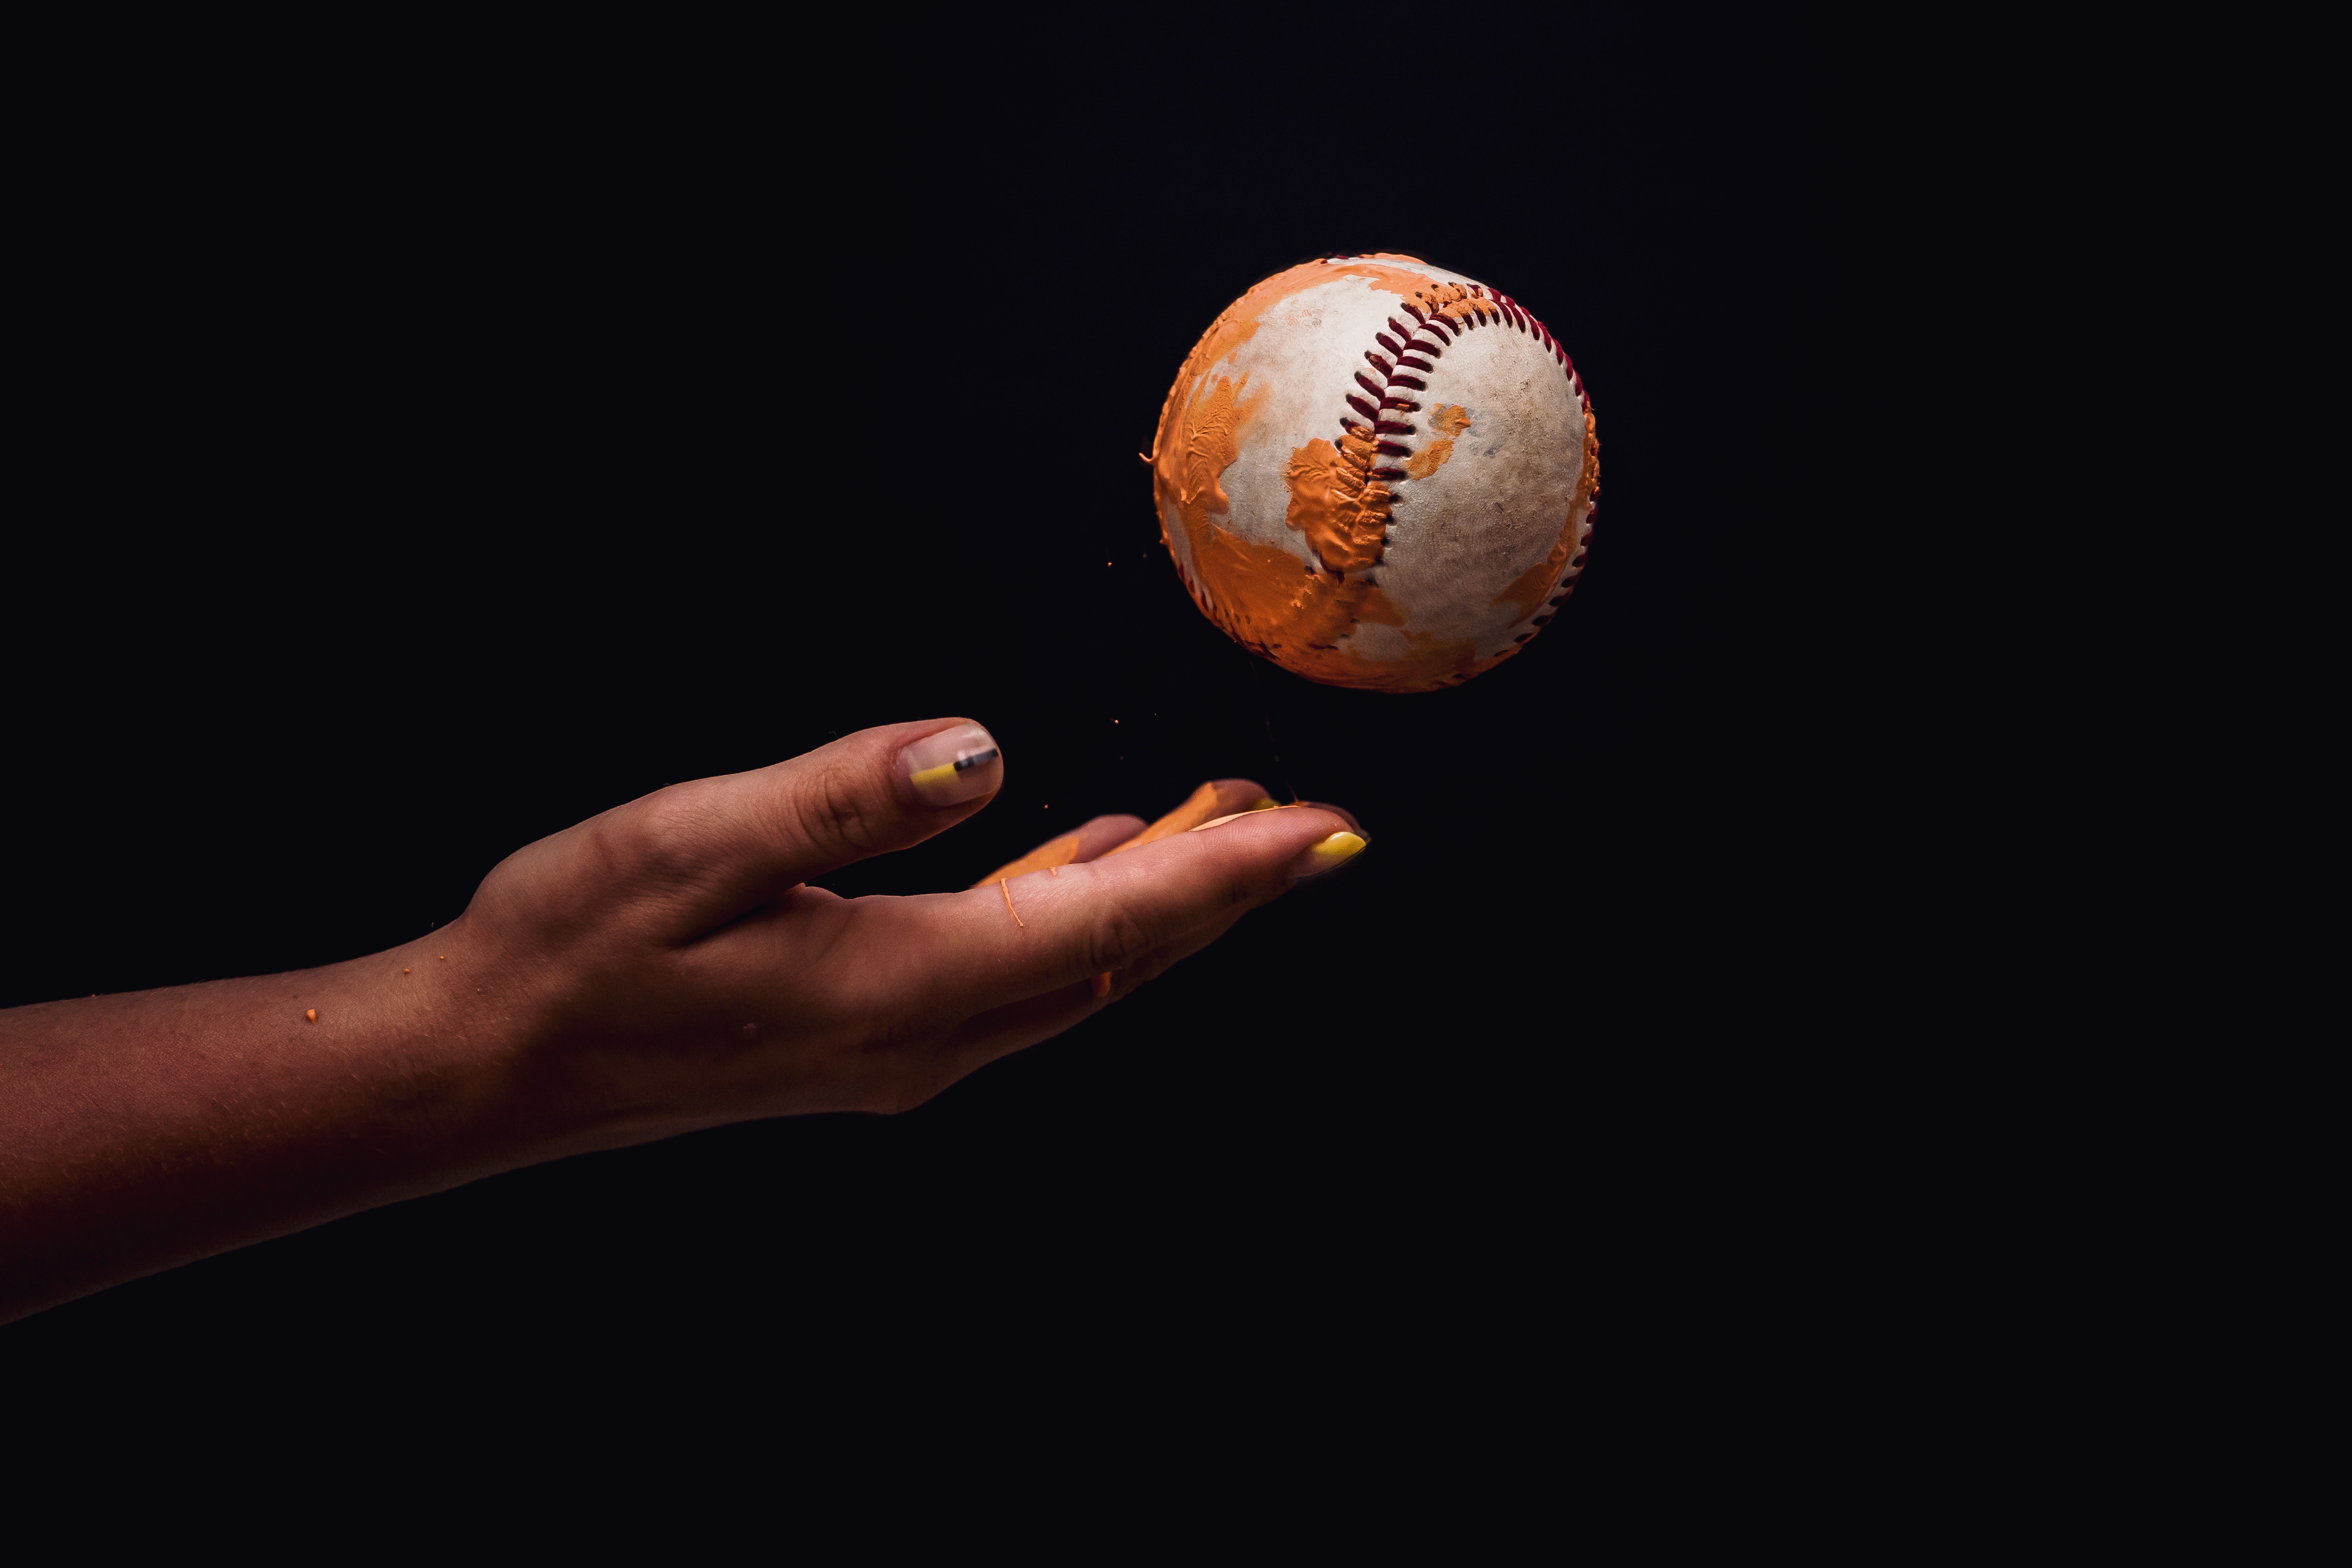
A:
<box><xmin>305</xmin><ymin>1009</ymin><xmax>317</xmax><ymax>1023</ymax></box>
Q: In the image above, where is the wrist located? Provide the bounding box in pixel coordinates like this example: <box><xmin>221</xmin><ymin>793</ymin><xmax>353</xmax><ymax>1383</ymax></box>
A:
<box><xmin>332</xmin><ymin>918</ymin><xmax>582</xmax><ymax>1176</ymax></box>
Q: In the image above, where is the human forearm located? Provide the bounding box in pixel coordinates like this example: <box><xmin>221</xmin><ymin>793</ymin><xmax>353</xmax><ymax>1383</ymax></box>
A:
<box><xmin>0</xmin><ymin>923</ymin><xmax>562</xmax><ymax>1322</ymax></box>
<box><xmin>1</xmin><ymin>720</ymin><xmax>1364</xmax><ymax>1324</ymax></box>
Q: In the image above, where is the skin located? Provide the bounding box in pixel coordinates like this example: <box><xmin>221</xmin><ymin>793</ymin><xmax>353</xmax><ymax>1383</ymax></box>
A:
<box><xmin>0</xmin><ymin>719</ymin><xmax>1362</xmax><ymax>1324</ymax></box>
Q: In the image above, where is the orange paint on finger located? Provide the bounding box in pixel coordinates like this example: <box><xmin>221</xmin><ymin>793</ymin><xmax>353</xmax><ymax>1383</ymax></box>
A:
<box><xmin>975</xmin><ymin>830</ymin><xmax>1083</xmax><ymax>889</ymax></box>
<box><xmin>1102</xmin><ymin>779</ymin><xmax>1276</xmax><ymax>857</ymax></box>
<box><xmin>1091</xmin><ymin>972</ymin><xmax>1112</xmax><ymax>999</ymax></box>
<box><xmin>998</xmin><ymin>879</ymin><xmax>1024</xmax><ymax>929</ymax></box>
<box><xmin>305</xmin><ymin>1009</ymin><xmax>317</xmax><ymax>1023</ymax></box>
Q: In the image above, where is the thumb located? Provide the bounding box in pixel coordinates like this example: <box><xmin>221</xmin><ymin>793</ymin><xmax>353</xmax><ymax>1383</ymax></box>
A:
<box><xmin>596</xmin><ymin>720</ymin><xmax>1005</xmax><ymax>935</ymax></box>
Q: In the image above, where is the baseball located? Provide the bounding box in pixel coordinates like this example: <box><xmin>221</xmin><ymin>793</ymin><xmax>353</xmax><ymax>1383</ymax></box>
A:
<box><xmin>1147</xmin><ymin>254</ymin><xmax>1598</xmax><ymax>693</ymax></box>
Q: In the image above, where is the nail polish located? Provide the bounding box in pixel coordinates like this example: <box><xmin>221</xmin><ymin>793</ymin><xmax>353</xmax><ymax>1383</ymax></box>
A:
<box><xmin>1290</xmin><ymin>831</ymin><xmax>1367</xmax><ymax>878</ymax></box>
<box><xmin>904</xmin><ymin>723</ymin><xmax>1003</xmax><ymax>806</ymax></box>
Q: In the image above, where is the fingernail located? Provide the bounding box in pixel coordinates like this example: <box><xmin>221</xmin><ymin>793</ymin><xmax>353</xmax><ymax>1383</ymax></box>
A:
<box><xmin>1289</xmin><ymin>831</ymin><xmax>1367</xmax><ymax>878</ymax></box>
<box><xmin>904</xmin><ymin>722</ymin><xmax>1003</xmax><ymax>806</ymax></box>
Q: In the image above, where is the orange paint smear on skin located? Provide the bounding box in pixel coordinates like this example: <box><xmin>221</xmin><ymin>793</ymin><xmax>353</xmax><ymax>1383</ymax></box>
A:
<box><xmin>974</xmin><ymin>831</ymin><xmax>1083</xmax><ymax>889</ymax></box>
<box><xmin>1116</xmin><ymin>780</ymin><xmax>1225</xmax><ymax>850</ymax></box>
<box><xmin>1102</xmin><ymin>779</ymin><xmax>1270</xmax><ymax>857</ymax></box>
<box><xmin>975</xmin><ymin>783</ymin><xmax>1280</xmax><ymax>890</ymax></box>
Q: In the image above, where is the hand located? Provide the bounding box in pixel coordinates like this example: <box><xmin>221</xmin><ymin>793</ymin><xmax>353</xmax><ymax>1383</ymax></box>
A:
<box><xmin>467</xmin><ymin>719</ymin><xmax>1365</xmax><ymax>1137</ymax></box>
<box><xmin>2</xmin><ymin>717</ymin><xmax>1366</xmax><ymax>1319</ymax></box>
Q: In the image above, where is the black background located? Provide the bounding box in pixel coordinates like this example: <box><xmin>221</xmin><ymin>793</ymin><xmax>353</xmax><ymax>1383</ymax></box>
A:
<box><xmin>7</xmin><ymin>11</ymin><xmax>1900</xmax><ymax>1416</ymax></box>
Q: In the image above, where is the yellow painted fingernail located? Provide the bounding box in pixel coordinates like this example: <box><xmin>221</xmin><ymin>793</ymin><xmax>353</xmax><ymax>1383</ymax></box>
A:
<box><xmin>1312</xmin><ymin>831</ymin><xmax>1365</xmax><ymax>863</ymax></box>
<box><xmin>1292</xmin><ymin>831</ymin><xmax>1366</xmax><ymax>877</ymax></box>
<box><xmin>903</xmin><ymin>722</ymin><xmax>1003</xmax><ymax>806</ymax></box>
<box><xmin>1251</xmin><ymin>797</ymin><xmax>1279</xmax><ymax>811</ymax></box>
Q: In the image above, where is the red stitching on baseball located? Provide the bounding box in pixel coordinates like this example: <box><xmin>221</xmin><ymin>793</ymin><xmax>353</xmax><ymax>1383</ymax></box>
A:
<box><xmin>1288</xmin><ymin>260</ymin><xmax>1595</xmax><ymax>675</ymax></box>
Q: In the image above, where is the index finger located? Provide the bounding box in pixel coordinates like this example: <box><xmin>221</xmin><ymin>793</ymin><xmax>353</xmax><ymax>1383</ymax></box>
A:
<box><xmin>861</xmin><ymin>804</ymin><xmax>1365</xmax><ymax>1018</ymax></box>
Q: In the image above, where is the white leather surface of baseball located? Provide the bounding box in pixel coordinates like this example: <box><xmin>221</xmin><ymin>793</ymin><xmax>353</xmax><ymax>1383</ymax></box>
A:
<box><xmin>1148</xmin><ymin>253</ymin><xmax>1598</xmax><ymax>692</ymax></box>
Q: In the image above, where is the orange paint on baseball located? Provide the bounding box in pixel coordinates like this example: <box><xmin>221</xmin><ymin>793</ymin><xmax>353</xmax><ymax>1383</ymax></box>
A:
<box><xmin>1151</xmin><ymin>256</ymin><xmax>1592</xmax><ymax>691</ymax></box>
<box><xmin>1283</xmin><ymin>439</ymin><xmax>1387</xmax><ymax>574</ymax></box>
<box><xmin>1147</xmin><ymin>258</ymin><xmax>1427</xmax><ymax>525</ymax></box>
<box><xmin>1167</xmin><ymin>373</ymin><xmax>1265</xmax><ymax>537</ymax></box>
<box><xmin>1166</xmin><ymin>528</ymin><xmax>1440</xmax><ymax>687</ymax></box>
<box><xmin>1166</xmin><ymin>352</ymin><xmax>1436</xmax><ymax>686</ymax></box>
<box><xmin>1404</xmin><ymin>405</ymin><xmax>1470</xmax><ymax>480</ymax></box>
<box><xmin>1490</xmin><ymin>403</ymin><xmax>1602</xmax><ymax>622</ymax></box>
